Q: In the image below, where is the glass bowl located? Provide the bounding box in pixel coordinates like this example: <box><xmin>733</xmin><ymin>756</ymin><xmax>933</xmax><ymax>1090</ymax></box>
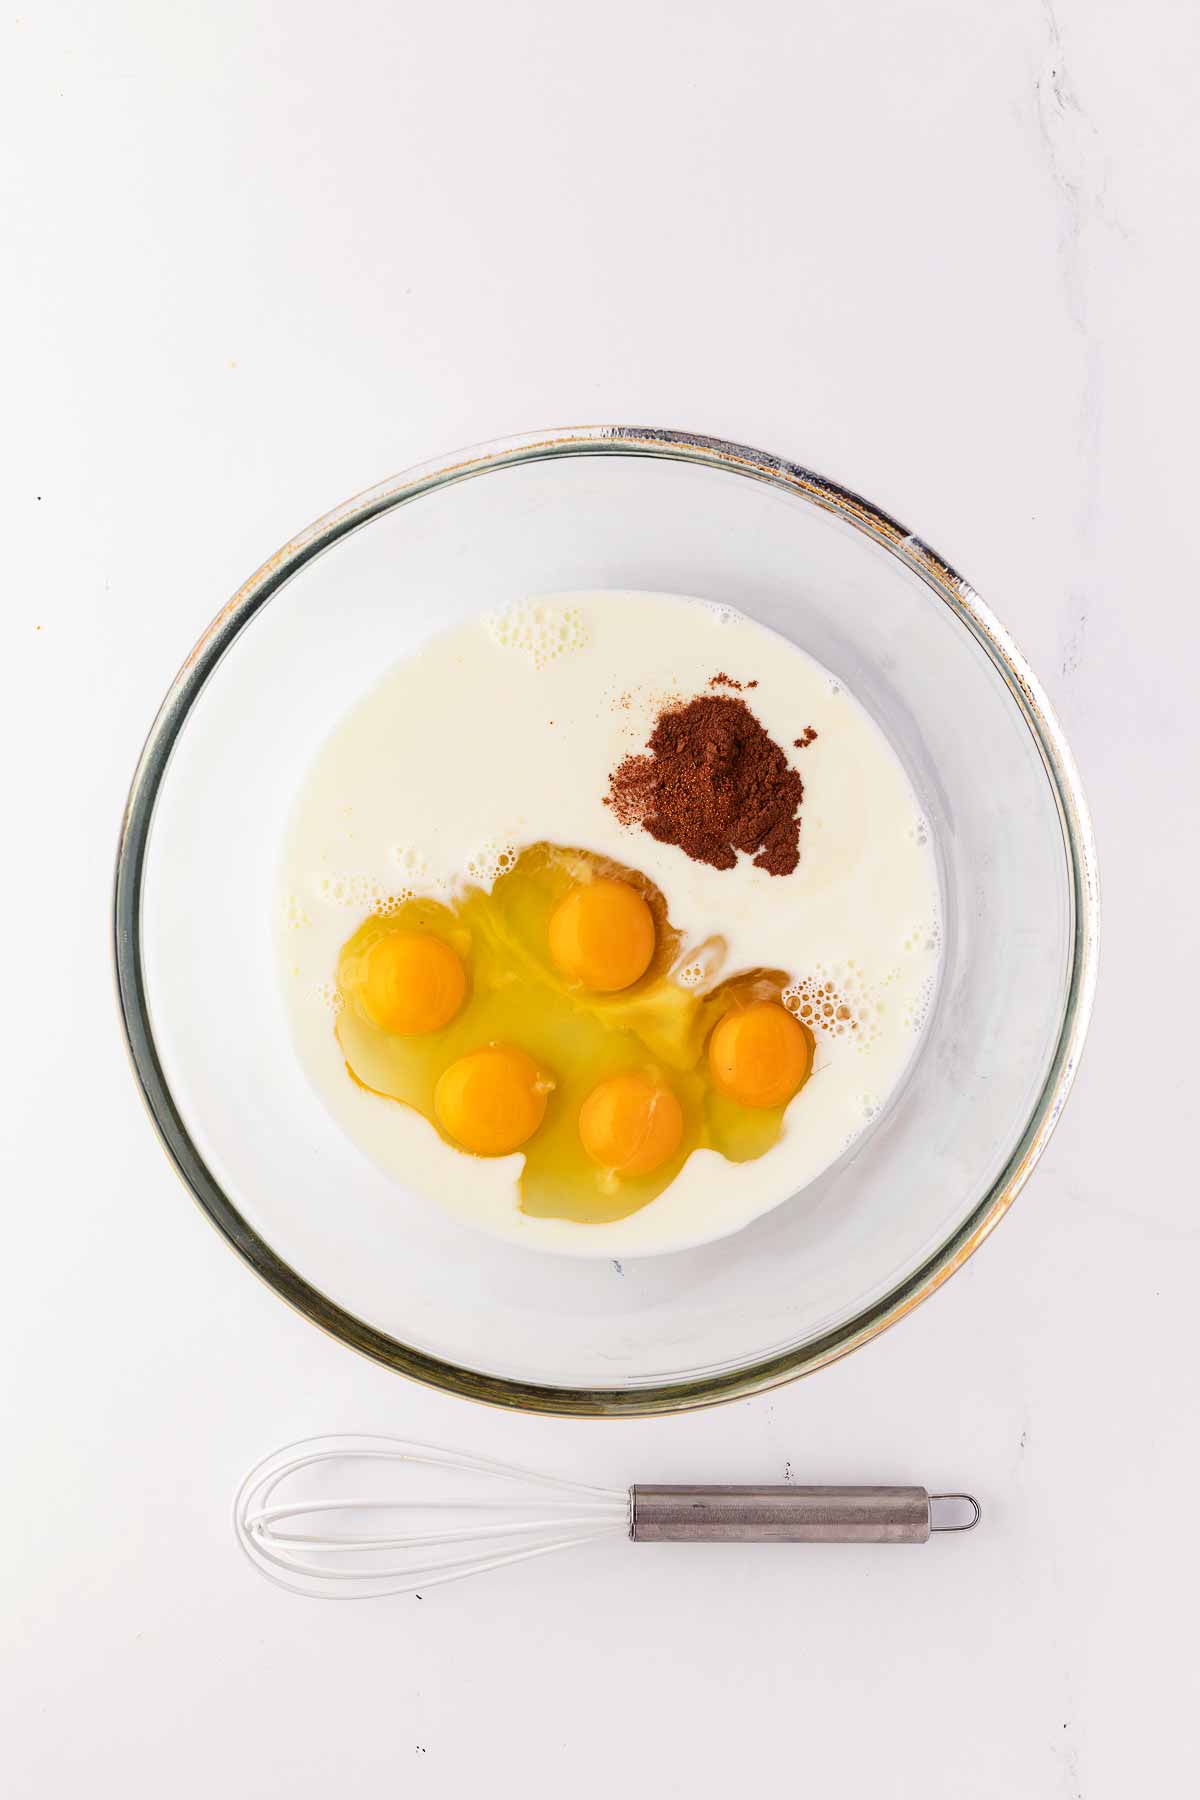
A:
<box><xmin>114</xmin><ymin>427</ymin><xmax>1099</xmax><ymax>1416</ymax></box>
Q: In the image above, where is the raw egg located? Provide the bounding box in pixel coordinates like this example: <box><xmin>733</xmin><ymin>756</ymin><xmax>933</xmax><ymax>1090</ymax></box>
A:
<box><xmin>333</xmin><ymin>844</ymin><xmax>813</xmax><ymax>1225</ymax></box>
<box><xmin>434</xmin><ymin>1045</ymin><xmax>550</xmax><ymax>1156</ymax></box>
<box><xmin>708</xmin><ymin>1000</ymin><xmax>813</xmax><ymax>1109</ymax></box>
<box><xmin>579</xmin><ymin>1073</ymin><xmax>684</xmax><ymax>1178</ymax></box>
<box><xmin>548</xmin><ymin>878</ymin><xmax>655</xmax><ymax>991</ymax></box>
<box><xmin>360</xmin><ymin>929</ymin><xmax>466</xmax><ymax>1035</ymax></box>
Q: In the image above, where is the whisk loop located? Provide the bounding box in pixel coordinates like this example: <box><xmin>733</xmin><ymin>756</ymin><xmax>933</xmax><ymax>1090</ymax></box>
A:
<box><xmin>236</xmin><ymin>1435</ymin><xmax>630</xmax><ymax>1598</ymax></box>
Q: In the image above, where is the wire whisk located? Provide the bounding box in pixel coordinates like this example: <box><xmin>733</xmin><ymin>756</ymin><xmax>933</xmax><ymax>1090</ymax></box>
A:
<box><xmin>236</xmin><ymin>1434</ymin><xmax>979</xmax><ymax>1599</ymax></box>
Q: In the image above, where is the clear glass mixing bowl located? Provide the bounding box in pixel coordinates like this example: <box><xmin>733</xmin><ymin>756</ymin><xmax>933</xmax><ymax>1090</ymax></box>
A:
<box><xmin>114</xmin><ymin>428</ymin><xmax>1099</xmax><ymax>1415</ymax></box>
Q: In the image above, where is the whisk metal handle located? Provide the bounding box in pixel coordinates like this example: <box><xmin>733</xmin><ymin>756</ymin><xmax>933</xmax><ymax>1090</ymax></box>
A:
<box><xmin>630</xmin><ymin>1485</ymin><xmax>977</xmax><ymax>1544</ymax></box>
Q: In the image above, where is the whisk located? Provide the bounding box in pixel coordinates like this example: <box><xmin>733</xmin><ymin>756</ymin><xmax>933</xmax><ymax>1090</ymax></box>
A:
<box><xmin>235</xmin><ymin>1435</ymin><xmax>980</xmax><ymax>1598</ymax></box>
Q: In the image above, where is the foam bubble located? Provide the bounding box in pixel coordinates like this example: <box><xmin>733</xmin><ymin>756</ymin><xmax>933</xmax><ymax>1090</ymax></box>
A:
<box><xmin>902</xmin><ymin>910</ymin><xmax>942</xmax><ymax>956</ymax></box>
<box><xmin>486</xmin><ymin>602</ymin><xmax>589</xmax><ymax>670</ymax></box>
<box><xmin>671</xmin><ymin>935</ymin><xmax>727</xmax><ymax>991</ymax></box>
<box><xmin>312</xmin><ymin>870</ymin><xmax>380</xmax><ymax>910</ymax></box>
<box><xmin>903</xmin><ymin>971</ymin><xmax>937</xmax><ymax>1035</ymax></box>
<box><xmin>372</xmin><ymin>890</ymin><xmax>415</xmax><ymax>917</ymax></box>
<box><xmin>464</xmin><ymin>841</ymin><xmax>518</xmax><ymax>887</ymax></box>
<box><xmin>283</xmin><ymin>893</ymin><xmax>310</xmax><ymax>931</ymax></box>
<box><xmin>314</xmin><ymin>980</ymin><xmax>344</xmax><ymax>1015</ymax></box>
<box><xmin>310</xmin><ymin>870</ymin><xmax>416</xmax><ymax>916</ymax></box>
<box><xmin>783</xmin><ymin>960</ymin><xmax>884</xmax><ymax>1048</ymax></box>
<box><xmin>389</xmin><ymin>844</ymin><xmax>428</xmax><ymax>881</ymax></box>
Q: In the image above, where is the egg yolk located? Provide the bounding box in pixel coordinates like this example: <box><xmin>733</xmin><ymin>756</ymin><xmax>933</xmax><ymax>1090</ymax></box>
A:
<box><xmin>360</xmin><ymin>930</ymin><xmax>466</xmax><ymax>1035</ymax></box>
<box><xmin>434</xmin><ymin>1044</ymin><xmax>551</xmax><ymax>1156</ymax></box>
<box><xmin>578</xmin><ymin>1073</ymin><xmax>684</xmax><ymax>1178</ymax></box>
<box><xmin>547</xmin><ymin>879</ymin><xmax>655</xmax><ymax>992</ymax></box>
<box><xmin>707</xmin><ymin>1001</ymin><xmax>813</xmax><ymax>1109</ymax></box>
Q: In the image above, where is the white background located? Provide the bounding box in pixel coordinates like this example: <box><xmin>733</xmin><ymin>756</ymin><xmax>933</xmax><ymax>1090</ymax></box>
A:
<box><xmin>4</xmin><ymin>3</ymin><xmax>1198</xmax><ymax>1795</ymax></box>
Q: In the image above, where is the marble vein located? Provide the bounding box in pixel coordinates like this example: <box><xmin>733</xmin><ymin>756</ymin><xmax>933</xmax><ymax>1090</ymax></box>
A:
<box><xmin>1032</xmin><ymin>0</ymin><xmax>1128</xmax><ymax>683</ymax></box>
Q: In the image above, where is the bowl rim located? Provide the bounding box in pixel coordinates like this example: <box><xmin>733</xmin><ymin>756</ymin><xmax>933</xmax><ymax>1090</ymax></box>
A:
<box><xmin>113</xmin><ymin>425</ymin><xmax>1100</xmax><ymax>1417</ymax></box>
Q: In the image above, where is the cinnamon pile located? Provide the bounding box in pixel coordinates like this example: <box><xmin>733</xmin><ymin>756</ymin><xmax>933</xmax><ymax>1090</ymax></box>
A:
<box><xmin>606</xmin><ymin>691</ymin><xmax>804</xmax><ymax>876</ymax></box>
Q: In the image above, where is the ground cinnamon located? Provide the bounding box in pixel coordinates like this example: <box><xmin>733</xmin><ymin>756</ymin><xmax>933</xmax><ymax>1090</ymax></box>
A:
<box><xmin>606</xmin><ymin>692</ymin><xmax>804</xmax><ymax>876</ymax></box>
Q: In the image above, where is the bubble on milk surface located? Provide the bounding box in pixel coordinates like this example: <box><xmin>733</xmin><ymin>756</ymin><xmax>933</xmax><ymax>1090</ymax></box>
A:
<box><xmin>464</xmin><ymin>841</ymin><xmax>518</xmax><ymax>887</ymax></box>
<box><xmin>783</xmin><ymin>959</ymin><xmax>885</xmax><ymax>1048</ymax></box>
<box><xmin>901</xmin><ymin>906</ymin><xmax>942</xmax><ymax>959</ymax></box>
<box><xmin>671</xmin><ymin>936</ymin><xmax>726</xmax><ymax>991</ymax></box>
<box><xmin>389</xmin><ymin>844</ymin><xmax>428</xmax><ymax>881</ymax></box>
<box><xmin>310</xmin><ymin>870</ymin><xmax>417</xmax><ymax>916</ymax></box>
<box><xmin>372</xmin><ymin>889</ymin><xmax>416</xmax><ymax>917</ymax></box>
<box><xmin>312</xmin><ymin>870</ymin><xmax>382</xmax><ymax>910</ymax></box>
<box><xmin>903</xmin><ymin>971</ymin><xmax>937</xmax><ymax>1035</ymax></box>
<box><xmin>486</xmin><ymin>602</ymin><xmax>589</xmax><ymax>670</ymax></box>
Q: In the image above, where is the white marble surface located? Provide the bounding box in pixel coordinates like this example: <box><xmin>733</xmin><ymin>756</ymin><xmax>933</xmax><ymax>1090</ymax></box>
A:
<box><xmin>3</xmin><ymin>3</ymin><xmax>1197</xmax><ymax>1794</ymax></box>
